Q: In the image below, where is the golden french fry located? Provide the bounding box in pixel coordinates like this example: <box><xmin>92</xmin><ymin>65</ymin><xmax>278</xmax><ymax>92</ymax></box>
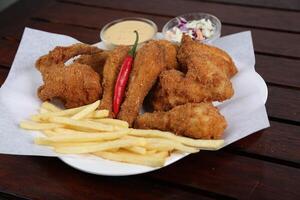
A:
<box><xmin>43</xmin><ymin>130</ymin><xmax>59</xmax><ymax>137</ymax></box>
<box><xmin>130</xmin><ymin>129</ymin><xmax>224</xmax><ymax>150</ymax></box>
<box><xmin>38</xmin><ymin>140</ymin><xmax>100</xmax><ymax>147</ymax></box>
<box><xmin>48</xmin><ymin>116</ymin><xmax>114</xmax><ymax>132</ymax></box>
<box><xmin>54</xmin><ymin>138</ymin><xmax>146</xmax><ymax>154</ymax></box>
<box><xmin>39</xmin><ymin>108</ymin><xmax>49</xmax><ymax>114</ymax></box>
<box><xmin>125</xmin><ymin>146</ymin><xmax>147</xmax><ymax>155</ymax></box>
<box><xmin>152</xmin><ymin>151</ymin><xmax>169</xmax><ymax>159</ymax></box>
<box><xmin>35</xmin><ymin>129</ymin><xmax>129</xmax><ymax>144</ymax></box>
<box><xmin>86</xmin><ymin>110</ymin><xmax>109</xmax><ymax>119</ymax></box>
<box><xmin>143</xmin><ymin>138</ymin><xmax>199</xmax><ymax>153</ymax></box>
<box><xmin>93</xmin><ymin>118</ymin><xmax>129</xmax><ymax>128</ymax></box>
<box><xmin>41</xmin><ymin>101</ymin><xmax>62</xmax><ymax>112</ymax></box>
<box><xmin>71</xmin><ymin>100</ymin><xmax>100</xmax><ymax>120</ymax></box>
<box><xmin>31</xmin><ymin>104</ymin><xmax>89</xmax><ymax>121</ymax></box>
<box><xmin>20</xmin><ymin>121</ymin><xmax>64</xmax><ymax>130</ymax></box>
<box><xmin>94</xmin><ymin>150</ymin><xmax>166</xmax><ymax>167</ymax></box>
<box><xmin>53</xmin><ymin>128</ymin><xmax>99</xmax><ymax>134</ymax></box>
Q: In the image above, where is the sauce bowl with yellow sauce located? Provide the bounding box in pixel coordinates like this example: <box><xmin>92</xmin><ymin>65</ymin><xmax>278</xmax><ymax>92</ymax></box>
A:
<box><xmin>100</xmin><ymin>17</ymin><xmax>158</xmax><ymax>49</ymax></box>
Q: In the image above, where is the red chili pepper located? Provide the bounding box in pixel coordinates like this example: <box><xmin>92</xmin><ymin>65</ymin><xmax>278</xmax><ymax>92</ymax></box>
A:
<box><xmin>113</xmin><ymin>31</ymin><xmax>139</xmax><ymax>116</ymax></box>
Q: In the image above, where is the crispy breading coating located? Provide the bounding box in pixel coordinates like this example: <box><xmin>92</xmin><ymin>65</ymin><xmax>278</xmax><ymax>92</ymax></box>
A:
<box><xmin>117</xmin><ymin>41</ymin><xmax>166</xmax><ymax>126</ymax></box>
<box><xmin>36</xmin><ymin>43</ymin><xmax>102</xmax><ymax>108</ymax></box>
<box><xmin>74</xmin><ymin>50</ymin><xmax>110</xmax><ymax>76</ymax></box>
<box><xmin>151</xmin><ymin>35</ymin><xmax>237</xmax><ymax>111</ymax></box>
<box><xmin>135</xmin><ymin>103</ymin><xmax>227</xmax><ymax>139</ymax></box>
<box><xmin>99</xmin><ymin>46</ymin><xmax>130</xmax><ymax>116</ymax></box>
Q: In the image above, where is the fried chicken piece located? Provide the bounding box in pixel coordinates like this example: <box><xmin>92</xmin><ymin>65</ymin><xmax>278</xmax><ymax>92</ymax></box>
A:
<box><xmin>117</xmin><ymin>40</ymin><xmax>178</xmax><ymax>126</ymax></box>
<box><xmin>151</xmin><ymin>36</ymin><xmax>237</xmax><ymax>111</ymax></box>
<box><xmin>36</xmin><ymin>43</ymin><xmax>101</xmax><ymax>71</ymax></box>
<box><xmin>36</xmin><ymin>43</ymin><xmax>102</xmax><ymax>108</ymax></box>
<box><xmin>74</xmin><ymin>50</ymin><xmax>110</xmax><ymax>76</ymax></box>
<box><xmin>38</xmin><ymin>64</ymin><xmax>101</xmax><ymax>108</ymax></box>
<box><xmin>117</xmin><ymin>41</ymin><xmax>164</xmax><ymax>126</ymax></box>
<box><xmin>177</xmin><ymin>35</ymin><xmax>237</xmax><ymax>77</ymax></box>
<box><xmin>99</xmin><ymin>46</ymin><xmax>130</xmax><ymax>116</ymax></box>
<box><xmin>135</xmin><ymin>103</ymin><xmax>227</xmax><ymax>139</ymax></box>
<box><xmin>155</xmin><ymin>40</ymin><xmax>179</xmax><ymax>70</ymax></box>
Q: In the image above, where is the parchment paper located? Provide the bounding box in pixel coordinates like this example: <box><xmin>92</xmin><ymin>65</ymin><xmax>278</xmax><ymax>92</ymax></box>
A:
<box><xmin>0</xmin><ymin>28</ymin><xmax>270</xmax><ymax>156</ymax></box>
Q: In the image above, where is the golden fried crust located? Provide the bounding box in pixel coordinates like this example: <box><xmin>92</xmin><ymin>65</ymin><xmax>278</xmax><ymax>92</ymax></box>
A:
<box><xmin>156</xmin><ymin>40</ymin><xmax>179</xmax><ymax>70</ymax></box>
<box><xmin>152</xmin><ymin>54</ymin><xmax>234</xmax><ymax>111</ymax></box>
<box><xmin>38</xmin><ymin>63</ymin><xmax>101</xmax><ymax>108</ymax></box>
<box><xmin>74</xmin><ymin>50</ymin><xmax>110</xmax><ymax>76</ymax></box>
<box><xmin>36</xmin><ymin>43</ymin><xmax>102</xmax><ymax>72</ymax></box>
<box><xmin>178</xmin><ymin>35</ymin><xmax>237</xmax><ymax>77</ymax></box>
<box><xmin>135</xmin><ymin>103</ymin><xmax>227</xmax><ymax>139</ymax></box>
<box><xmin>36</xmin><ymin>43</ymin><xmax>102</xmax><ymax>108</ymax></box>
<box><xmin>99</xmin><ymin>46</ymin><xmax>130</xmax><ymax>116</ymax></box>
<box><xmin>117</xmin><ymin>41</ymin><xmax>165</xmax><ymax>126</ymax></box>
<box><xmin>151</xmin><ymin>36</ymin><xmax>236</xmax><ymax>111</ymax></box>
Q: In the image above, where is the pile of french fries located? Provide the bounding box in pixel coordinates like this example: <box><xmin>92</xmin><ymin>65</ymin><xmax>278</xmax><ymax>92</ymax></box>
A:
<box><xmin>20</xmin><ymin>100</ymin><xmax>224</xmax><ymax>167</ymax></box>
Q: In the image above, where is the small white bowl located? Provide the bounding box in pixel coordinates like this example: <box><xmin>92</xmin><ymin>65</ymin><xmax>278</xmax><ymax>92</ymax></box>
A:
<box><xmin>100</xmin><ymin>17</ymin><xmax>158</xmax><ymax>50</ymax></box>
<box><xmin>162</xmin><ymin>13</ymin><xmax>221</xmax><ymax>44</ymax></box>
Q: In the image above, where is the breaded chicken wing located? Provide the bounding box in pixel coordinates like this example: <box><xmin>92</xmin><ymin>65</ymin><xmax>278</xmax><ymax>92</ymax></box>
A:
<box><xmin>36</xmin><ymin>43</ymin><xmax>102</xmax><ymax>108</ymax></box>
<box><xmin>99</xmin><ymin>46</ymin><xmax>130</xmax><ymax>116</ymax></box>
<box><xmin>74</xmin><ymin>50</ymin><xmax>110</xmax><ymax>76</ymax></box>
<box><xmin>135</xmin><ymin>103</ymin><xmax>227</xmax><ymax>139</ymax></box>
<box><xmin>151</xmin><ymin>35</ymin><xmax>237</xmax><ymax>111</ymax></box>
<box><xmin>177</xmin><ymin>35</ymin><xmax>237</xmax><ymax>77</ymax></box>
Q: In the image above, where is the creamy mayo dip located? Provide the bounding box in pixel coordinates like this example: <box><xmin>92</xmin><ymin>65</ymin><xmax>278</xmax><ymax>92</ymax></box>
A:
<box><xmin>103</xmin><ymin>20</ymin><xmax>155</xmax><ymax>45</ymax></box>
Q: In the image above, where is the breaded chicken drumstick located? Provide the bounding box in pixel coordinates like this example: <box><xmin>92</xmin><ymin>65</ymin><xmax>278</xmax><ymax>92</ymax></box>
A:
<box><xmin>118</xmin><ymin>40</ymin><xmax>178</xmax><ymax>126</ymax></box>
<box><xmin>135</xmin><ymin>103</ymin><xmax>227</xmax><ymax>139</ymax></box>
<box><xmin>99</xmin><ymin>46</ymin><xmax>130</xmax><ymax>116</ymax></box>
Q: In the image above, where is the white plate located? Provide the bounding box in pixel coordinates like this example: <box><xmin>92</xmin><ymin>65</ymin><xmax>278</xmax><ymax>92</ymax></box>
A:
<box><xmin>59</xmin><ymin>36</ymin><xmax>268</xmax><ymax>176</ymax></box>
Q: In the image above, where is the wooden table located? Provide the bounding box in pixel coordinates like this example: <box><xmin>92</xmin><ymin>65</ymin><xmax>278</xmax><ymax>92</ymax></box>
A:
<box><xmin>0</xmin><ymin>0</ymin><xmax>299</xmax><ymax>199</ymax></box>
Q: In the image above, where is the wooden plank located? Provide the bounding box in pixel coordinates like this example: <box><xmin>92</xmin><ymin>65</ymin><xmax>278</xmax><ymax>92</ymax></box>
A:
<box><xmin>61</xmin><ymin>0</ymin><xmax>300</xmax><ymax>32</ymax></box>
<box><xmin>267</xmin><ymin>86</ymin><xmax>300</xmax><ymax>123</ymax></box>
<box><xmin>201</xmin><ymin>0</ymin><xmax>300</xmax><ymax>11</ymax></box>
<box><xmin>0</xmin><ymin>39</ymin><xmax>18</xmax><ymax>68</ymax></box>
<box><xmin>0</xmin><ymin>67</ymin><xmax>9</xmax><ymax>86</ymax></box>
<box><xmin>32</xmin><ymin>2</ymin><xmax>300</xmax><ymax>58</ymax></box>
<box><xmin>0</xmin><ymin>0</ymin><xmax>53</xmax><ymax>40</ymax></box>
<box><xmin>231</xmin><ymin>121</ymin><xmax>300</xmax><ymax>164</ymax></box>
<box><xmin>255</xmin><ymin>54</ymin><xmax>300</xmax><ymax>88</ymax></box>
<box><xmin>0</xmin><ymin>155</ymin><xmax>215</xmax><ymax>200</ymax></box>
<box><xmin>148</xmin><ymin>151</ymin><xmax>300</xmax><ymax>199</ymax></box>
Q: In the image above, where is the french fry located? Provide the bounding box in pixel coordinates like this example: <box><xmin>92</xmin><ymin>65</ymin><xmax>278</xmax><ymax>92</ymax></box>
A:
<box><xmin>86</xmin><ymin>110</ymin><xmax>109</xmax><ymax>119</ymax></box>
<box><xmin>130</xmin><ymin>129</ymin><xmax>224</xmax><ymax>150</ymax></box>
<box><xmin>41</xmin><ymin>101</ymin><xmax>62</xmax><ymax>112</ymax></box>
<box><xmin>125</xmin><ymin>146</ymin><xmax>147</xmax><ymax>155</ymax></box>
<box><xmin>94</xmin><ymin>150</ymin><xmax>166</xmax><ymax>167</ymax></box>
<box><xmin>31</xmin><ymin>104</ymin><xmax>89</xmax><ymax>121</ymax></box>
<box><xmin>20</xmin><ymin>121</ymin><xmax>64</xmax><ymax>130</ymax></box>
<box><xmin>39</xmin><ymin>108</ymin><xmax>49</xmax><ymax>114</ymax></box>
<box><xmin>43</xmin><ymin>130</ymin><xmax>59</xmax><ymax>137</ymax></box>
<box><xmin>48</xmin><ymin>116</ymin><xmax>114</xmax><ymax>132</ymax></box>
<box><xmin>144</xmin><ymin>138</ymin><xmax>199</xmax><ymax>153</ymax></box>
<box><xmin>54</xmin><ymin>138</ymin><xmax>146</xmax><ymax>154</ymax></box>
<box><xmin>71</xmin><ymin>100</ymin><xmax>100</xmax><ymax>120</ymax></box>
<box><xmin>35</xmin><ymin>129</ymin><xmax>129</xmax><ymax>144</ymax></box>
<box><xmin>93</xmin><ymin>118</ymin><xmax>129</xmax><ymax>128</ymax></box>
<box><xmin>39</xmin><ymin>141</ymin><xmax>100</xmax><ymax>147</ymax></box>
